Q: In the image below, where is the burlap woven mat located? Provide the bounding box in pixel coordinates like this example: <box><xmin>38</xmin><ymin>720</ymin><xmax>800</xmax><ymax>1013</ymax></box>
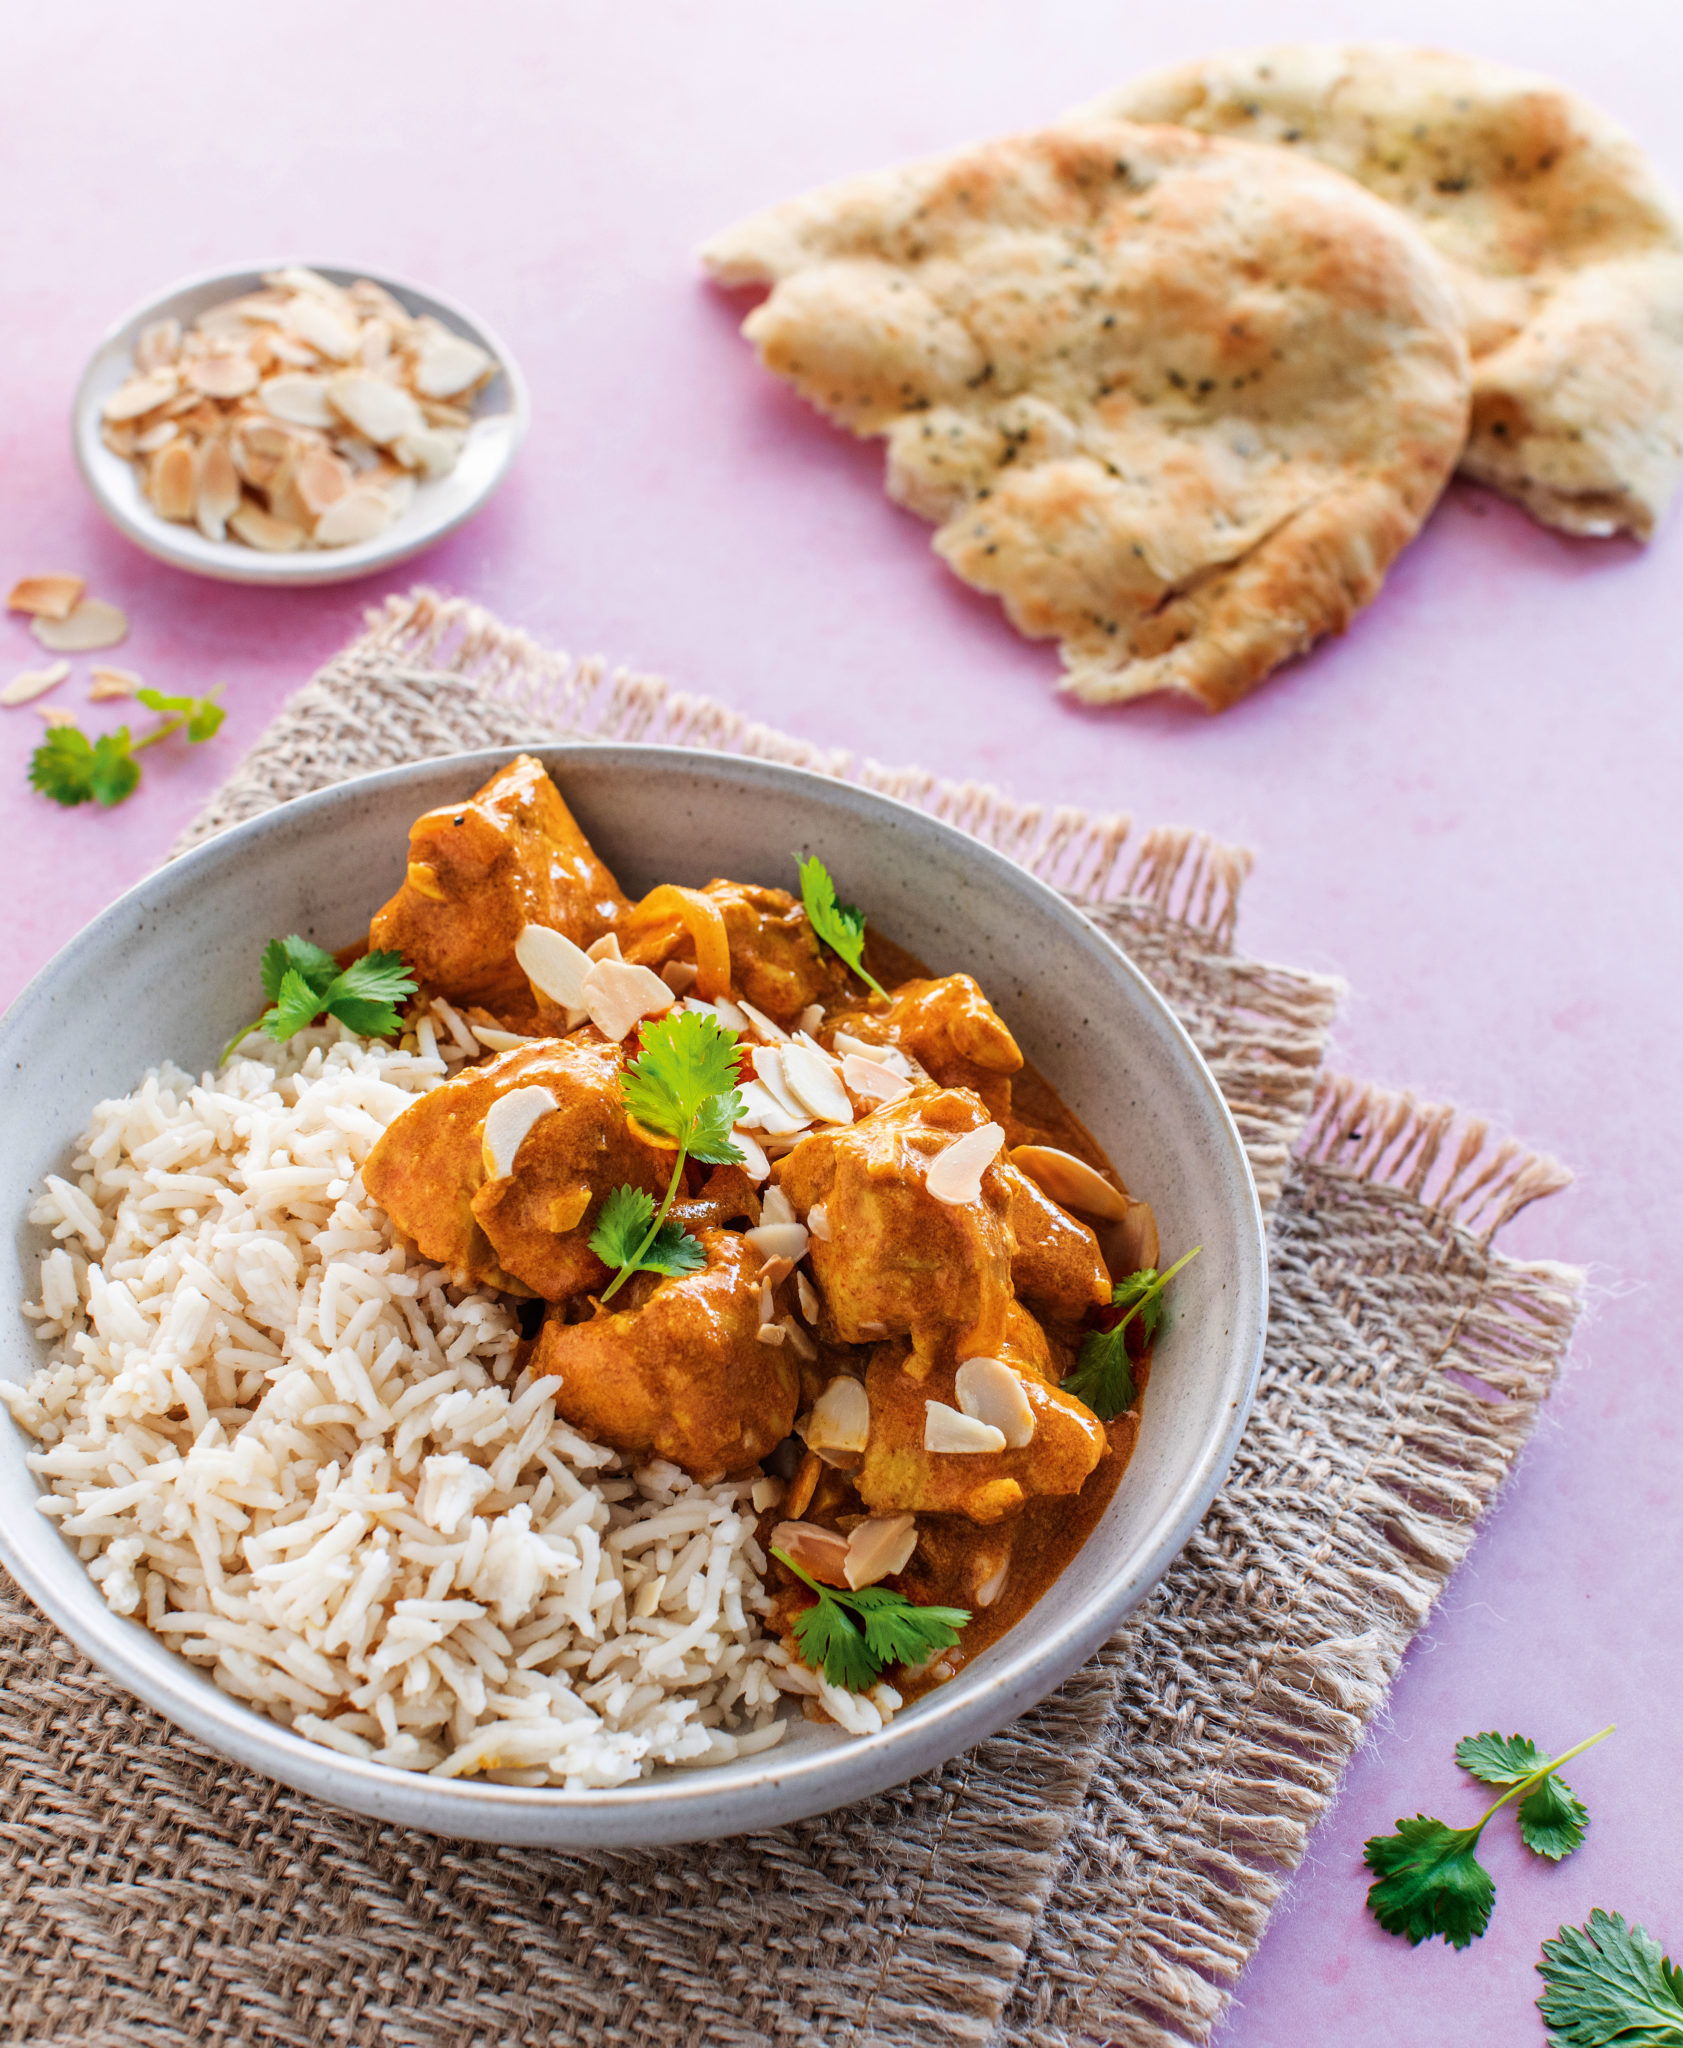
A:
<box><xmin>0</xmin><ymin>593</ymin><xmax>1586</xmax><ymax>2048</ymax></box>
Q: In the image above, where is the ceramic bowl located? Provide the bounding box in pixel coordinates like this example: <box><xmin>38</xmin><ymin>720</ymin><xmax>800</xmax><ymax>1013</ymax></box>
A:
<box><xmin>71</xmin><ymin>261</ymin><xmax>528</xmax><ymax>586</ymax></box>
<box><xmin>0</xmin><ymin>746</ymin><xmax>1265</xmax><ymax>1846</ymax></box>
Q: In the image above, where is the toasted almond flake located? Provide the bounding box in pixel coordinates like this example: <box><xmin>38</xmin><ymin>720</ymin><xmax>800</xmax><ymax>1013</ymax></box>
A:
<box><xmin>6</xmin><ymin>575</ymin><xmax>85</xmax><ymax>620</ymax></box>
<box><xmin>770</xmin><ymin>1520</ymin><xmax>850</xmax><ymax>1585</ymax></box>
<box><xmin>843</xmin><ymin>1513</ymin><xmax>917</xmax><ymax>1590</ymax></box>
<box><xmin>267</xmin><ymin>265</ymin><xmax>346</xmax><ymax>304</ymax></box>
<box><xmin>420</xmin><ymin>398</ymin><xmax>474</xmax><ymax>429</ymax></box>
<box><xmin>780</xmin><ymin>1043</ymin><xmax>855</xmax><ymax>1126</ymax></box>
<box><xmin>780</xmin><ymin>1314</ymin><xmax>817</xmax><ymax>1363</ymax></box>
<box><xmin>259</xmin><ymin>373</ymin><xmax>337</xmax><ymax>428</ymax></box>
<box><xmin>283</xmin><ymin>295</ymin><xmax>361</xmax><ymax>362</ymax></box>
<box><xmin>805</xmin><ymin>1376</ymin><xmax>869</xmax><ymax>1455</ymax></box>
<box><xmin>357</xmin><ymin>317</ymin><xmax>393</xmax><ymax>366</ymax></box>
<box><xmin>581</xmin><ymin>958</ymin><xmax>673</xmax><ymax>1042</ymax></box>
<box><xmin>750</xmin><ymin>1474</ymin><xmax>785</xmax><ymax>1514</ymax></box>
<box><xmin>924</xmin><ymin>1401</ymin><xmax>1007</xmax><ymax>1455</ymax></box>
<box><xmin>101</xmin><ymin>422</ymin><xmax>138</xmax><ymax>458</ymax></box>
<box><xmin>134</xmin><ymin>318</ymin><xmax>180</xmax><ymax>373</ymax></box>
<box><xmin>750</xmin><ymin>1046</ymin><xmax>809</xmax><ymax>1125</ymax></box>
<box><xmin>806</xmin><ymin>1201</ymin><xmax>831</xmax><ymax>1241</ymax></box>
<box><xmin>925</xmin><ymin>1122</ymin><xmax>1006</xmax><ymax>1206</ymax></box>
<box><xmin>756</xmin><ymin>1254</ymin><xmax>795</xmax><ymax>1291</ymax></box>
<box><xmin>227</xmin><ymin>501</ymin><xmax>304</xmax><ymax>552</ymax></box>
<box><xmin>760</xmin><ymin>1185</ymin><xmax>796</xmax><ymax>1228</ymax></box>
<box><xmin>758</xmin><ymin>1282</ymin><xmax>777</xmax><ymax>1327</ymax></box>
<box><xmin>796</xmin><ymin>1270</ymin><xmax>819</xmax><ymax>1324</ymax></box>
<box><xmin>832</xmin><ymin>1031</ymin><xmax>919</xmax><ymax>1080</ymax></box>
<box><xmin>515</xmin><ymin>923</ymin><xmax>593</xmax><ymax>1010</ymax></box>
<box><xmin>975</xmin><ymin>1562</ymin><xmax>1009</xmax><ymax>1609</ymax></box>
<box><xmin>412</xmin><ymin>332</ymin><xmax>493</xmax><ymax>398</ymax></box>
<box><xmin>194</xmin><ymin>438</ymin><xmax>241</xmax><ymax>541</ymax></box>
<box><xmin>102</xmin><ymin>369</ymin><xmax>178</xmax><ymax>422</ymax></box>
<box><xmin>32</xmin><ymin>600</ymin><xmax>128</xmax><ymax>654</ymax></box>
<box><xmin>735</xmin><ymin>1078</ymin><xmax>808</xmax><ymax>1139</ymax></box>
<box><xmin>954</xmin><ymin>1357</ymin><xmax>1036</xmax><ymax>1448</ymax></box>
<box><xmin>732</xmin><ymin>1128</ymin><xmax>770</xmax><ymax>1183</ymax></box>
<box><xmin>842</xmin><ymin>1053</ymin><xmax>912</xmax><ymax>1105</ymax></box>
<box><xmin>755</xmin><ymin>1322</ymin><xmax>786</xmax><ymax>1349</ymax></box>
<box><xmin>1009</xmin><ymin>1144</ymin><xmax>1129</xmax><ymax>1222</ymax></box>
<box><xmin>186</xmin><ymin>353</ymin><xmax>259</xmax><ymax>400</ymax></box>
<box><xmin>148</xmin><ymin>440</ymin><xmax>196</xmax><ymax>522</ymax></box>
<box><xmin>744</xmin><ymin>1222</ymin><xmax>809</xmax><ymax>1265</ymax></box>
<box><xmin>312</xmin><ymin>487</ymin><xmax>393</xmax><ymax>547</ymax></box>
<box><xmin>2</xmin><ymin>660</ymin><xmax>71</xmax><ymax>708</ymax></box>
<box><xmin>36</xmin><ymin>702</ymin><xmax>78</xmax><ymax>726</ymax></box>
<box><xmin>134</xmin><ymin>420</ymin><xmax>178</xmax><ymax>454</ymax></box>
<box><xmin>659</xmin><ymin>958</ymin><xmax>699</xmax><ymax>995</ymax></box>
<box><xmin>481</xmin><ymin>1086</ymin><xmax>560</xmax><ymax>1180</ymax></box>
<box><xmin>799</xmin><ymin>1004</ymin><xmax>825</xmax><ymax>1034</ymax></box>
<box><xmin>472</xmin><ymin>1025</ymin><xmax>536</xmax><ymax>1053</ymax></box>
<box><xmin>856</xmin><ymin>1319</ymin><xmax>888</xmax><ymax>1339</ymax></box>
<box><xmin>738</xmin><ymin>1000</ymin><xmax>789</xmax><ymax>1044</ymax></box>
<box><xmin>89</xmin><ymin>666</ymin><xmax>140</xmax><ymax>701</ymax></box>
<box><xmin>587</xmin><ymin>933</ymin><xmax>623</xmax><ymax>962</ymax></box>
<box><xmin>392</xmin><ymin>425</ymin><xmax>465</xmax><ymax>479</ymax></box>
<box><xmin>326</xmin><ymin>370</ymin><xmax>424</xmax><ymax>446</ymax></box>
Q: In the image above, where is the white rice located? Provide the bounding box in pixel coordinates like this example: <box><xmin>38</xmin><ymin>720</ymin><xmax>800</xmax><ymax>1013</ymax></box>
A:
<box><xmin>4</xmin><ymin>1022</ymin><xmax>898</xmax><ymax>1783</ymax></box>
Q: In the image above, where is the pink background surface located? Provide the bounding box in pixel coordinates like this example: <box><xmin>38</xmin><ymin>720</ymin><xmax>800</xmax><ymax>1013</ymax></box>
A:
<box><xmin>3</xmin><ymin>2</ymin><xmax>1680</xmax><ymax>2037</ymax></box>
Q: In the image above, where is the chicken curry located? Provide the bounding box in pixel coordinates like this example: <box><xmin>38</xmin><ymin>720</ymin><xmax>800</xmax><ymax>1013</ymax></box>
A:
<box><xmin>358</xmin><ymin>755</ymin><xmax>1175</xmax><ymax>1711</ymax></box>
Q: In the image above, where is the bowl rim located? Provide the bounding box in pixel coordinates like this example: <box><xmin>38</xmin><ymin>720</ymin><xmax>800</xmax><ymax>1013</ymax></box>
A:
<box><xmin>0</xmin><ymin>743</ymin><xmax>1267</xmax><ymax>1843</ymax></box>
<box><xmin>70</xmin><ymin>258</ymin><xmax>531</xmax><ymax>588</ymax></box>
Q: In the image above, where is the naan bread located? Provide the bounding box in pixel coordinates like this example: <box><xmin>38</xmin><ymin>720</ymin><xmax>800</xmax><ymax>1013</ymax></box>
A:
<box><xmin>1079</xmin><ymin>47</ymin><xmax>1683</xmax><ymax>540</ymax></box>
<box><xmin>703</xmin><ymin>122</ymin><xmax>1469</xmax><ymax>710</ymax></box>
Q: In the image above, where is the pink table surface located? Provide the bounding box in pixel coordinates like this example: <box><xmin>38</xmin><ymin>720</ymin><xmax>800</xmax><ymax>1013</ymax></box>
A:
<box><xmin>4</xmin><ymin>2</ymin><xmax>1680</xmax><ymax>2038</ymax></box>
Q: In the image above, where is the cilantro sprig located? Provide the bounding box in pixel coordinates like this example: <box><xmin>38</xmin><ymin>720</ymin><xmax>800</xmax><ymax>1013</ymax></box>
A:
<box><xmin>1364</xmin><ymin>1724</ymin><xmax>1614</xmax><ymax>1948</ymax></box>
<box><xmin>28</xmin><ymin>686</ymin><xmax>224</xmax><ymax>809</ymax></box>
<box><xmin>797</xmin><ymin>854</ymin><xmax>886</xmax><ymax>1000</ymax></box>
<box><xmin>1061</xmin><ymin>1246</ymin><xmax>1200</xmax><ymax>1422</ymax></box>
<box><xmin>590</xmin><ymin>1007</ymin><xmax>744</xmax><ymax>1302</ymax></box>
<box><xmin>773</xmin><ymin>1548</ymin><xmax>970</xmax><ymax>1693</ymax></box>
<box><xmin>221</xmin><ymin>936</ymin><xmax>417</xmax><ymax>1066</ymax></box>
<box><xmin>1538</xmin><ymin>1910</ymin><xmax>1683</xmax><ymax>2046</ymax></box>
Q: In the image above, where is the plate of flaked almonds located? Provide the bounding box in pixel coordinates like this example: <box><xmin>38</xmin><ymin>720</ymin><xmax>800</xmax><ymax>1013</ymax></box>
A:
<box><xmin>72</xmin><ymin>263</ymin><xmax>529</xmax><ymax>586</ymax></box>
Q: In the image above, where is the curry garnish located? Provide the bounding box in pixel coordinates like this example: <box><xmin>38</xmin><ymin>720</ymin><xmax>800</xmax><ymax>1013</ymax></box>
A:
<box><xmin>593</xmin><ymin>1008</ymin><xmax>744</xmax><ymax>1302</ymax></box>
<box><xmin>1537</xmin><ymin>1910</ymin><xmax>1683</xmax><ymax>2045</ymax></box>
<box><xmin>797</xmin><ymin>854</ymin><xmax>886</xmax><ymax>1000</ymax></box>
<box><xmin>29</xmin><ymin>685</ymin><xmax>225</xmax><ymax>809</ymax></box>
<box><xmin>774</xmin><ymin>1547</ymin><xmax>970</xmax><ymax>1692</ymax></box>
<box><xmin>221</xmin><ymin>936</ymin><xmax>417</xmax><ymax>1067</ymax></box>
<box><xmin>1060</xmin><ymin>1245</ymin><xmax>1201</xmax><ymax>1422</ymax></box>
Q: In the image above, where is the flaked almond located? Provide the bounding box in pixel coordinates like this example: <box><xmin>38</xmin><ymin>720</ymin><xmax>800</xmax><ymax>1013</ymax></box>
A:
<box><xmin>283</xmin><ymin>294</ymin><xmax>360</xmax><ymax>362</ymax></box>
<box><xmin>755</xmin><ymin>1321</ymin><xmax>787</xmax><ymax>1349</ymax></box>
<box><xmin>134</xmin><ymin>318</ymin><xmax>180</xmax><ymax>373</ymax></box>
<box><xmin>7</xmin><ymin>575</ymin><xmax>84</xmax><ymax>621</ymax></box>
<box><xmin>843</xmin><ymin>1513</ymin><xmax>917</xmax><ymax>1590</ymax></box>
<box><xmin>760</xmin><ymin>1184</ymin><xmax>796</xmax><ymax>1227</ymax></box>
<box><xmin>756</xmin><ymin>1255</ymin><xmax>795</xmax><ymax>1291</ymax></box>
<box><xmin>732</xmin><ymin>1128</ymin><xmax>770</xmax><ymax>1184</ymax></box>
<box><xmin>230</xmin><ymin>419</ymin><xmax>294</xmax><ymax>488</ymax></box>
<box><xmin>1009</xmin><ymin>1144</ymin><xmax>1129</xmax><ymax>1222</ymax></box>
<box><xmin>659</xmin><ymin>958</ymin><xmax>699</xmax><ymax>995</ymax></box>
<box><xmin>923</xmin><ymin>1400</ymin><xmax>1007</xmax><ymax>1455</ymax></box>
<box><xmin>101</xmin><ymin>422</ymin><xmax>139</xmax><ymax>458</ymax></box>
<box><xmin>751</xmin><ymin>1046</ymin><xmax>809</xmax><ymax>1124</ymax></box>
<box><xmin>267</xmin><ymin>265</ymin><xmax>347</xmax><ymax>304</ymax></box>
<box><xmin>36</xmin><ymin>703</ymin><xmax>78</xmax><ymax>727</ymax></box>
<box><xmin>738</xmin><ymin>1000</ymin><xmax>789</xmax><ymax>1044</ymax></box>
<box><xmin>734</xmin><ymin>1079</ymin><xmax>809</xmax><ymax>1139</ymax></box>
<box><xmin>259</xmin><ymin>373</ymin><xmax>337</xmax><ymax>429</ymax></box>
<box><xmin>149</xmin><ymin>440</ymin><xmax>196</xmax><ymax>522</ymax></box>
<box><xmin>804</xmin><ymin>1375</ymin><xmax>869</xmax><ymax>1455</ymax></box>
<box><xmin>806</xmin><ymin>1201</ymin><xmax>831</xmax><ymax>1241</ymax></box>
<box><xmin>420</xmin><ymin>399</ymin><xmax>474</xmax><ymax>429</ymax></box>
<box><xmin>357</xmin><ymin>317</ymin><xmax>393</xmax><ymax>366</ymax></box>
<box><xmin>744</xmin><ymin>1221</ymin><xmax>809</xmax><ymax>1265</ymax></box>
<box><xmin>842</xmin><ymin>1053</ymin><xmax>911</xmax><ymax>1105</ymax></box>
<box><xmin>412</xmin><ymin>332</ymin><xmax>492</xmax><ymax>398</ymax></box>
<box><xmin>325</xmin><ymin>369</ymin><xmax>424</xmax><ymax>446</ymax></box>
<box><xmin>134</xmin><ymin>420</ymin><xmax>178</xmax><ymax>454</ymax></box>
<box><xmin>587</xmin><ymin>932</ymin><xmax>622</xmax><ymax>962</ymax></box>
<box><xmin>954</xmin><ymin>1357</ymin><xmax>1035</xmax><ymax>1448</ymax></box>
<box><xmin>312</xmin><ymin>486</ymin><xmax>392</xmax><ymax>547</ymax></box>
<box><xmin>780</xmin><ymin>1043</ymin><xmax>854</xmax><ymax>1126</ymax></box>
<box><xmin>102</xmin><ymin>369</ymin><xmax>178</xmax><ymax>422</ymax></box>
<box><xmin>780</xmin><ymin>1314</ymin><xmax>817</xmax><ymax>1363</ymax></box>
<box><xmin>770</xmin><ymin>1521</ymin><xmax>850</xmax><ymax>1586</ymax></box>
<box><xmin>481</xmin><ymin>1086</ymin><xmax>559</xmax><ymax>1180</ymax></box>
<box><xmin>796</xmin><ymin>1270</ymin><xmax>819</xmax><ymax>1324</ymax></box>
<box><xmin>33</xmin><ymin>599</ymin><xmax>128</xmax><ymax>653</ymax></box>
<box><xmin>925</xmin><ymin>1122</ymin><xmax>1006</xmax><ymax>1207</ymax></box>
<box><xmin>471</xmin><ymin>1025</ymin><xmax>536</xmax><ymax>1053</ymax></box>
<box><xmin>515</xmin><ymin>922</ymin><xmax>592</xmax><ymax>1010</ymax></box>
<box><xmin>799</xmin><ymin>1004</ymin><xmax>825</xmax><ymax>1034</ymax></box>
<box><xmin>1</xmin><ymin>659</ymin><xmax>71</xmax><ymax>708</ymax></box>
<box><xmin>89</xmin><ymin>666</ymin><xmax>141</xmax><ymax>701</ymax></box>
<box><xmin>974</xmin><ymin>1561</ymin><xmax>1009</xmax><ymax>1609</ymax></box>
<box><xmin>227</xmin><ymin>501</ymin><xmax>304</xmax><ymax>552</ymax></box>
<box><xmin>392</xmin><ymin>425</ymin><xmax>465</xmax><ymax>479</ymax></box>
<box><xmin>185</xmin><ymin>353</ymin><xmax>259</xmax><ymax>400</ymax></box>
<box><xmin>194</xmin><ymin>438</ymin><xmax>241</xmax><ymax>542</ymax></box>
<box><xmin>581</xmin><ymin>957</ymin><xmax>673</xmax><ymax>1042</ymax></box>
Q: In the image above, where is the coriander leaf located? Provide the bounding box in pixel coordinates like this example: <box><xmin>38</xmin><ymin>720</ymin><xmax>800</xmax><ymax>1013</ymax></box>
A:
<box><xmin>267</xmin><ymin>966</ymin><xmax>328</xmax><ymax>1041</ymax></box>
<box><xmin>797</xmin><ymin>854</ymin><xmax>886</xmax><ymax>999</ymax></box>
<box><xmin>87</xmin><ymin>732</ymin><xmax>142</xmax><ymax>806</ymax></box>
<box><xmin>28</xmin><ymin>727</ymin><xmax>100</xmax><ymax>807</ymax></box>
<box><xmin>590</xmin><ymin>1185</ymin><xmax>656</xmax><ymax>1269</ymax></box>
<box><xmin>621</xmin><ymin>1008</ymin><xmax>744</xmax><ymax>1150</ymax></box>
<box><xmin>260</xmin><ymin>935</ymin><xmax>340</xmax><ymax>1004</ymax></box>
<box><xmin>1112</xmin><ymin>1266</ymin><xmax>1169</xmax><ymax>1346</ymax></box>
<box><xmin>1364</xmin><ymin>1817</ymin><xmax>1496</xmax><ymax>1949</ymax></box>
<box><xmin>791</xmin><ymin>1589</ymin><xmax>879</xmax><ymax>1694</ymax></box>
<box><xmin>137</xmin><ymin>683</ymin><xmax>225</xmax><ymax>744</ymax></box>
<box><xmin>846</xmin><ymin>1585</ymin><xmax>970</xmax><ymax>1670</ymax></box>
<box><xmin>639</xmin><ymin>1219</ymin><xmax>708</xmax><ymax>1278</ymax></box>
<box><xmin>1061</xmin><ymin>1322</ymin><xmax>1135</xmax><ymax>1422</ymax></box>
<box><xmin>320</xmin><ymin>950</ymin><xmax>417</xmax><ymax>1039</ymax></box>
<box><xmin>1519</xmin><ymin>1772</ymin><xmax>1590</xmax><ymax>1862</ymax></box>
<box><xmin>1538</xmin><ymin>1910</ymin><xmax>1683</xmax><ymax>2047</ymax></box>
<box><xmin>1457</xmin><ymin>1730</ymin><xmax>1546</xmax><ymax>1786</ymax></box>
<box><xmin>688</xmin><ymin>1088</ymin><xmax>747</xmax><ymax>1167</ymax></box>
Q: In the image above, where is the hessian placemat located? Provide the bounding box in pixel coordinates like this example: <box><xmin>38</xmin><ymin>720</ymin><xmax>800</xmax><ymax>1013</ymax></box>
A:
<box><xmin>0</xmin><ymin>592</ymin><xmax>1587</xmax><ymax>2048</ymax></box>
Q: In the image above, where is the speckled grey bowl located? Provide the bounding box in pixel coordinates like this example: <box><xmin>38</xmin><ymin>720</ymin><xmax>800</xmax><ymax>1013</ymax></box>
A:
<box><xmin>0</xmin><ymin>746</ymin><xmax>1265</xmax><ymax>1847</ymax></box>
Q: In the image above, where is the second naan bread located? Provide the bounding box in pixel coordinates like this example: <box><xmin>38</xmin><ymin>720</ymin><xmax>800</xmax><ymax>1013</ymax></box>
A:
<box><xmin>703</xmin><ymin>122</ymin><xmax>1469</xmax><ymax>710</ymax></box>
<box><xmin>1079</xmin><ymin>47</ymin><xmax>1683</xmax><ymax>540</ymax></box>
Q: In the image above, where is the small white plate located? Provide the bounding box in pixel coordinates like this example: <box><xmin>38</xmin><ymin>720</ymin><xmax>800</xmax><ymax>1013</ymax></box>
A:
<box><xmin>71</xmin><ymin>261</ymin><xmax>529</xmax><ymax>587</ymax></box>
